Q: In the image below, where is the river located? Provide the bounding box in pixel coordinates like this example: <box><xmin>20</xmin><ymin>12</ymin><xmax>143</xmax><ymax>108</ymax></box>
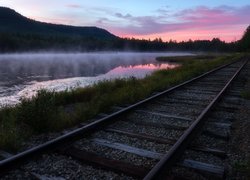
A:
<box><xmin>0</xmin><ymin>52</ymin><xmax>193</xmax><ymax>107</ymax></box>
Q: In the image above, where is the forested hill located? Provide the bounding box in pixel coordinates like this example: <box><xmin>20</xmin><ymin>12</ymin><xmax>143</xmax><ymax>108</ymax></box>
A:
<box><xmin>0</xmin><ymin>7</ymin><xmax>117</xmax><ymax>40</ymax></box>
<box><xmin>0</xmin><ymin>7</ymin><xmax>249</xmax><ymax>52</ymax></box>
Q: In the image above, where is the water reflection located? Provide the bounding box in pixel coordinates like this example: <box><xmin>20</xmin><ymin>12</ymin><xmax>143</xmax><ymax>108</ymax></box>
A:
<box><xmin>106</xmin><ymin>64</ymin><xmax>178</xmax><ymax>78</ymax></box>
<box><xmin>0</xmin><ymin>52</ymin><xmax>190</xmax><ymax>106</ymax></box>
<box><xmin>12</xmin><ymin>62</ymin><xmax>178</xmax><ymax>101</ymax></box>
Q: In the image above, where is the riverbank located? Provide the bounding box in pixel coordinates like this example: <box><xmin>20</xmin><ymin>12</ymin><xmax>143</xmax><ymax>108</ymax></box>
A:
<box><xmin>0</xmin><ymin>54</ymin><xmax>243</xmax><ymax>151</ymax></box>
<box><xmin>0</xmin><ymin>52</ymin><xmax>188</xmax><ymax>107</ymax></box>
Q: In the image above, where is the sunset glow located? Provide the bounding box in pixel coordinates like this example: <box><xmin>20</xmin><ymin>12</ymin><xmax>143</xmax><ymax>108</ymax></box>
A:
<box><xmin>1</xmin><ymin>0</ymin><xmax>249</xmax><ymax>42</ymax></box>
<box><xmin>104</xmin><ymin>63</ymin><xmax>179</xmax><ymax>79</ymax></box>
<box><xmin>108</xmin><ymin>63</ymin><xmax>179</xmax><ymax>74</ymax></box>
<box><xmin>122</xmin><ymin>25</ymin><xmax>246</xmax><ymax>42</ymax></box>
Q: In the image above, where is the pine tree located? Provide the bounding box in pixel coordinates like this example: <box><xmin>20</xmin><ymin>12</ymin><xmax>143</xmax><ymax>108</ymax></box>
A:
<box><xmin>240</xmin><ymin>25</ymin><xmax>250</xmax><ymax>51</ymax></box>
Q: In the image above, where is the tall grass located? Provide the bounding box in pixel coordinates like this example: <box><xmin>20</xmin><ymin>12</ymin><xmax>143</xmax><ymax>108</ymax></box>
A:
<box><xmin>0</xmin><ymin>108</ymin><xmax>24</xmax><ymax>151</ymax></box>
<box><xmin>0</xmin><ymin>54</ymin><xmax>243</xmax><ymax>151</ymax></box>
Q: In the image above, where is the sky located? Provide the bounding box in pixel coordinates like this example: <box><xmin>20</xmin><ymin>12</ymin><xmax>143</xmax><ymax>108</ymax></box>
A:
<box><xmin>1</xmin><ymin>0</ymin><xmax>250</xmax><ymax>42</ymax></box>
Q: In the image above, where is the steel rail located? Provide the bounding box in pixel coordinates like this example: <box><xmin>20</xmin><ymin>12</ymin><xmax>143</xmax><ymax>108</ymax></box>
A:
<box><xmin>143</xmin><ymin>59</ymin><xmax>248</xmax><ymax>180</ymax></box>
<box><xmin>0</xmin><ymin>59</ymin><xmax>241</xmax><ymax>174</ymax></box>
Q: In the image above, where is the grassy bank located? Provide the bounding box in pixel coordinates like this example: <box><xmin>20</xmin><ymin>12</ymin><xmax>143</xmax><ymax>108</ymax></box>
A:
<box><xmin>0</xmin><ymin>54</ymin><xmax>243</xmax><ymax>151</ymax></box>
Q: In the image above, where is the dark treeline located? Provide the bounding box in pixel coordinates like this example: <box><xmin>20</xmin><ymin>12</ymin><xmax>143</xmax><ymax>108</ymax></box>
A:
<box><xmin>1</xmin><ymin>25</ymin><xmax>249</xmax><ymax>52</ymax></box>
<box><xmin>0</xmin><ymin>32</ymin><xmax>246</xmax><ymax>53</ymax></box>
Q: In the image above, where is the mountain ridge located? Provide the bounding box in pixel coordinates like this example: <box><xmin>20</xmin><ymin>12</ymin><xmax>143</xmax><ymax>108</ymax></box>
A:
<box><xmin>0</xmin><ymin>7</ymin><xmax>117</xmax><ymax>39</ymax></box>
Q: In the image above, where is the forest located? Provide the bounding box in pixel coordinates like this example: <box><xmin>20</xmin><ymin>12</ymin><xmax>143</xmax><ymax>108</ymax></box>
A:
<box><xmin>0</xmin><ymin>26</ymin><xmax>249</xmax><ymax>52</ymax></box>
<box><xmin>0</xmin><ymin>6</ymin><xmax>249</xmax><ymax>52</ymax></box>
<box><xmin>1</xmin><ymin>31</ymin><xmax>249</xmax><ymax>52</ymax></box>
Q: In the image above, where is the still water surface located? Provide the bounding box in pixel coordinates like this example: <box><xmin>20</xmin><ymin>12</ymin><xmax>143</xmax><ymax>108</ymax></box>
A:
<box><xmin>0</xmin><ymin>52</ymin><xmax>192</xmax><ymax>107</ymax></box>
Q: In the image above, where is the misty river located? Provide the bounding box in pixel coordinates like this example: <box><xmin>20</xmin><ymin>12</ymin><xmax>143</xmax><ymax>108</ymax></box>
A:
<box><xmin>0</xmin><ymin>52</ymin><xmax>192</xmax><ymax>107</ymax></box>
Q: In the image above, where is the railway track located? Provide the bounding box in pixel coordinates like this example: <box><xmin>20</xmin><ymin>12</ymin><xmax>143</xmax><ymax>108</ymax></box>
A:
<box><xmin>0</xmin><ymin>58</ymin><xmax>249</xmax><ymax>179</ymax></box>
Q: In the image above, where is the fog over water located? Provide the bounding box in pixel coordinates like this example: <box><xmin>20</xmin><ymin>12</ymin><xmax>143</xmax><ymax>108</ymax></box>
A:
<box><xmin>0</xmin><ymin>52</ymin><xmax>192</xmax><ymax>107</ymax></box>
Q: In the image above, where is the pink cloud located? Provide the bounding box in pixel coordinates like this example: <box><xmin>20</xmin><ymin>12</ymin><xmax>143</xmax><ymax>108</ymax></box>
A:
<box><xmin>176</xmin><ymin>6</ymin><xmax>246</xmax><ymax>26</ymax></box>
<box><xmin>26</xmin><ymin>4</ymin><xmax>250</xmax><ymax>42</ymax></box>
<box><xmin>107</xmin><ymin>5</ymin><xmax>250</xmax><ymax>42</ymax></box>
